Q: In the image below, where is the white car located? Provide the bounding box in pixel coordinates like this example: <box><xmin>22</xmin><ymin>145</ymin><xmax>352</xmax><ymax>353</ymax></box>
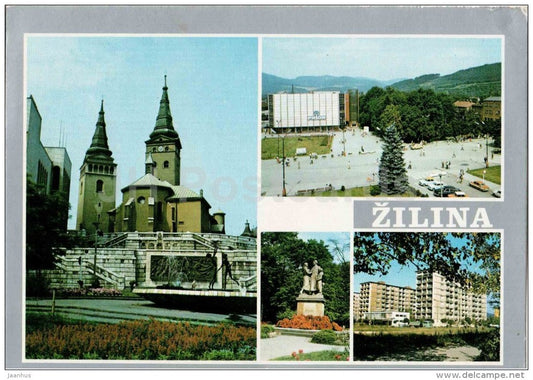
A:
<box><xmin>492</xmin><ymin>189</ymin><xmax>502</xmax><ymax>198</ymax></box>
<box><xmin>418</xmin><ymin>177</ymin><xmax>435</xmax><ymax>186</ymax></box>
<box><xmin>427</xmin><ymin>181</ymin><xmax>444</xmax><ymax>191</ymax></box>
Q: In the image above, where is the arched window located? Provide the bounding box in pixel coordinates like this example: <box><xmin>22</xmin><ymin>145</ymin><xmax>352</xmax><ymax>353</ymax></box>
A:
<box><xmin>163</xmin><ymin>161</ymin><xmax>169</xmax><ymax>168</ymax></box>
<box><xmin>137</xmin><ymin>196</ymin><xmax>146</xmax><ymax>204</ymax></box>
<box><xmin>96</xmin><ymin>180</ymin><xmax>104</xmax><ymax>193</ymax></box>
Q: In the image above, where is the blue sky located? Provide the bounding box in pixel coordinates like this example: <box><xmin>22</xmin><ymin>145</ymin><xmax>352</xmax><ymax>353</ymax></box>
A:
<box><xmin>263</xmin><ymin>37</ymin><xmax>502</xmax><ymax>81</ymax></box>
<box><xmin>352</xmin><ymin>233</ymin><xmax>500</xmax><ymax>314</ymax></box>
<box><xmin>26</xmin><ymin>36</ymin><xmax>258</xmax><ymax>235</ymax></box>
<box><xmin>298</xmin><ymin>232</ymin><xmax>351</xmax><ymax>263</ymax></box>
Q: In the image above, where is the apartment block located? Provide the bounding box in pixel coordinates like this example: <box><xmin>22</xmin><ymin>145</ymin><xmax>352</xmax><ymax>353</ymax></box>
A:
<box><xmin>357</xmin><ymin>281</ymin><xmax>416</xmax><ymax>321</ymax></box>
<box><xmin>416</xmin><ymin>271</ymin><xmax>487</xmax><ymax>326</ymax></box>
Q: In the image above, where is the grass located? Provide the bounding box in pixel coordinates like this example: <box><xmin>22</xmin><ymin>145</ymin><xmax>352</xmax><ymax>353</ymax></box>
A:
<box><xmin>261</xmin><ymin>135</ymin><xmax>333</xmax><ymax>160</ymax></box>
<box><xmin>273</xmin><ymin>350</ymin><xmax>349</xmax><ymax>362</ymax></box>
<box><xmin>307</xmin><ymin>186</ymin><xmax>418</xmax><ymax>197</ymax></box>
<box><xmin>467</xmin><ymin>165</ymin><xmax>501</xmax><ymax>185</ymax></box>
<box><xmin>353</xmin><ymin>325</ymin><xmax>490</xmax><ymax>335</ymax></box>
<box><xmin>353</xmin><ymin>328</ymin><xmax>499</xmax><ymax>361</ymax></box>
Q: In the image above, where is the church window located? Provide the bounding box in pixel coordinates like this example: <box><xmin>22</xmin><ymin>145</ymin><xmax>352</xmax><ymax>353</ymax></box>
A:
<box><xmin>164</xmin><ymin>161</ymin><xmax>169</xmax><ymax>168</ymax></box>
<box><xmin>88</xmin><ymin>164</ymin><xmax>93</xmax><ymax>172</ymax></box>
<box><xmin>165</xmin><ymin>146</ymin><xmax>169</xmax><ymax>151</ymax></box>
<box><xmin>96</xmin><ymin>180</ymin><xmax>104</xmax><ymax>193</ymax></box>
<box><xmin>137</xmin><ymin>196</ymin><xmax>146</xmax><ymax>204</ymax></box>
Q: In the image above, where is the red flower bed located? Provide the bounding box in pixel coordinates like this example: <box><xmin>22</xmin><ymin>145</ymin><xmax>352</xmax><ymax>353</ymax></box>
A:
<box><xmin>26</xmin><ymin>319</ymin><xmax>256</xmax><ymax>360</ymax></box>
<box><xmin>276</xmin><ymin>315</ymin><xmax>342</xmax><ymax>331</ymax></box>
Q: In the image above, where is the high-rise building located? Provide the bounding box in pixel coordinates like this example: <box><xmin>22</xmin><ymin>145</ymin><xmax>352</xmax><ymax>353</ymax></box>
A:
<box><xmin>357</xmin><ymin>281</ymin><xmax>416</xmax><ymax>322</ymax></box>
<box><xmin>26</xmin><ymin>95</ymin><xmax>72</xmax><ymax>228</ymax></box>
<box><xmin>416</xmin><ymin>271</ymin><xmax>487</xmax><ymax>326</ymax></box>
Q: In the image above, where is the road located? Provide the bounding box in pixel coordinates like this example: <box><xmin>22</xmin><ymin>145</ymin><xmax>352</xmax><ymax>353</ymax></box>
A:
<box><xmin>261</xmin><ymin>129</ymin><xmax>501</xmax><ymax>198</ymax></box>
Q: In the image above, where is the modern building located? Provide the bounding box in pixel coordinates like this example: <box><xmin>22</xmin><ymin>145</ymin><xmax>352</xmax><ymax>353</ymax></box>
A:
<box><xmin>481</xmin><ymin>96</ymin><xmax>502</xmax><ymax>121</ymax></box>
<box><xmin>267</xmin><ymin>91</ymin><xmax>346</xmax><ymax>132</ymax></box>
<box><xmin>353</xmin><ymin>292</ymin><xmax>360</xmax><ymax>320</ymax></box>
<box><xmin>416</xmin><ymin>271</ymin><xmax>487</xmax><ymax>326</ymax></box>
<box><xmin>26</xmin><ymin>95</ymin><xmax>72</xmax><ymax>227</ymax></box>
<box><xmin>357</xmin><ymin>281</ymin><xmax>416</xmax><ymax>322</ymax></box>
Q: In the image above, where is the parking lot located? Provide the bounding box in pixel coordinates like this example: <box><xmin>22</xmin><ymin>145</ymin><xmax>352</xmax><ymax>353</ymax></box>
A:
<box><xmin>261</xmin><ymin>129</ymin><xmax>501</xmax><ymax>198</ymax></box>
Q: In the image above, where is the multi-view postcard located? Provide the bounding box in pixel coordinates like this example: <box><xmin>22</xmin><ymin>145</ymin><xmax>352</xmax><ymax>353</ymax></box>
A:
<box><xmin>4</xmin><ymin>5</ymin><xmax>528</xmax><ymax>377</ymax></box>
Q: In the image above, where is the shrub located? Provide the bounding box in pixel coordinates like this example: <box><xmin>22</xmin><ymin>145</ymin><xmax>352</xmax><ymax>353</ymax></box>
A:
<box><xmin>26</xmin><ymin>272</ymin><xmax>50</xmax><ymax>298</ymax></box>
<box><xmin>311</xmin><ymin>329</ymin><xmax>338</xmax><ymax>345</ymax></box>
<box><xmin>370</xmin><ymin>185</ymin><xmax>381</xmax><ymax>196</ymax></box>
<box><xmin>261</xmin><ymin>324</ymin><xmax>276</xmax><ymax>339</ymax></box>
<box><xmin>276</xmin><ymin>309</ymin><xmax>296</xmax><ymax>321</ymax></box>
<box><xmin>276</xmin><ymin>315</ymin><xmax>343</xmax><ymax>331</ymax></box>
<box><xmin>26</xmin><ymin>319</ymin><xmax>257</xmax><ymax>360</ymax></box>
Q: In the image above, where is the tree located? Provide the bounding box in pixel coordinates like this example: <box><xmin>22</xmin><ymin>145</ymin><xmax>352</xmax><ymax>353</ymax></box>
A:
<box><xmin>353</xmin><ymin>232</ymin><xmax>501</xmax><ymax>297</ymax></box>
<box><xmin>26</xmin><ymin>179</ymin><xmax>73</xmax><ymax>271</ymax></box>
<box><xmin>261</xmin><ymin>233</ymin><xmax>350</xmax><ymax>325</ymax></box>
<box><xmin>378</xmin><ymin>124</ymin><xmax>409</xmax><ymax>195</ymax></box>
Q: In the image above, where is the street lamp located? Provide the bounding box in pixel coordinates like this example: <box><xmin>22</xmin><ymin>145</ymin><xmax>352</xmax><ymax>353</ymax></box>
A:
<box><xmin>439</xmin><ymin>173</ymin><xmax>443</xmax><ymax>198</ymax></box>
<box><xmin>276</xmin><ymin>120</ymin><xmax>281</xmax><ymax>157</ymax></box>
<box><xmin>92</xmin><ymin>202</ymin><xmax>103</xmax><ymax>286</ymax></box>
<box><xmin>282</xmin><ymin>134</ymin><xmax>287</xmax><ymax>196</ymax></box>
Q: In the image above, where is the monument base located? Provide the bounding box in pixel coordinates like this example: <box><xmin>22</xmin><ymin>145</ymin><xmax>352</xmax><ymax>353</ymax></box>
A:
<box><xmin>296</xmin><ymin>293</ymin><xmax>325</xmax><ymax>317</ymax></box>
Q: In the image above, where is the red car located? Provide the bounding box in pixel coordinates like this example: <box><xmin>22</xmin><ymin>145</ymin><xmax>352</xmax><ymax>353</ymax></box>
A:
<box><xmin>469</xmin><ymin>180</ymin><xmax>490</xmax><ymax>192</ymax></box>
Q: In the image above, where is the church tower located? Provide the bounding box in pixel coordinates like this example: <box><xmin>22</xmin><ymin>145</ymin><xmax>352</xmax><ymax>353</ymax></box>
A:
<box><xmin>145</xmin><ymin>76</ymin><xmax>182</xmax><ymax>185</ymax></box>
<box><xmin>76</xmin><ymin>100</ymin><xmax>117</xmax><ymax>235</ymax></box>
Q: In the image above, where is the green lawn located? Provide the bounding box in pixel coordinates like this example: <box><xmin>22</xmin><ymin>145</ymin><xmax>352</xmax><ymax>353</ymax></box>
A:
<box><xmin>306</xmin><ymin>186</ymin><xmax>418</xmax><ymax>197</ymax></box>
<box><xmin>261</xmin><ymin>135</ymin><xmax>333</xmax><ymax>160</ymax></box>
<box><xmin>467</xmin><ymin>165</ymin><xmax>501</xmax><ymax>185</ymax></box>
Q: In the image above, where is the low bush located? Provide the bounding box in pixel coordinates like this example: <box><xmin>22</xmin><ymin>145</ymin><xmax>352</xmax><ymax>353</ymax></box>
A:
<box><xmin>261</xmin><ymin>324</ymin><xmax>276</xmax><ymax>339</ymax></box>
<box><xmin>276</xmin><ymin>315</ymin><xmax>343</xmax><ymax>331</ymax></box>
<box><xmin>26</xmin><ymin>318</ymin><xmax>256</xmax><ymax>360</ymax></box>
<box><xmin>311</xmin><ymin>329</ymin><xmax>338</xmax><ymax>345</ymax></box>
<box><xmin>26</xmin><ymin>272</ymin><xmax>51</xmax><ymax>298</ymax></box>
<box><xmin>58</xmin><ymin>287</ymin><xmax>122</xmax><ymax>297</ymax></box>
<box><xmin>370</xmin><ymin>185</ymin><xmax>381</xmax><ymax>196</ymax></box>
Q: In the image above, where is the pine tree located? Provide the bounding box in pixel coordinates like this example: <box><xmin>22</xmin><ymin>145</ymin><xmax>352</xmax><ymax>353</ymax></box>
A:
<box><xmin>378</xmin><ymin>124</ymin><xmax>409</xmax><ymax>194</ymax></box>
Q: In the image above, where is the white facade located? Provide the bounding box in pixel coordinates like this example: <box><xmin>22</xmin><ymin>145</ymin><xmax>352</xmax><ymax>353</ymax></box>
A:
<box><xmin>416</xmin><ymin>271</ymin><xmax>487</xmax><ymax>326</ymax></box>
<box><xmin>269</xmin><ymin>92</ymin><xmax>343</xmax><ymax>130</ymax></box>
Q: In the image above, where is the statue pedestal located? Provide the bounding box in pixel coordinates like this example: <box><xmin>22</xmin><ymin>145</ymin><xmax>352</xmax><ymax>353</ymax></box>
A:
<box><xmin>296</xmin><ymin>293</ymin><xmax>325</xmax><ymax>317</ymax></box>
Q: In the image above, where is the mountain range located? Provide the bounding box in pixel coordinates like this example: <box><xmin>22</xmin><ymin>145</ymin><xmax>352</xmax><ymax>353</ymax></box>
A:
<box><xmin>262</xmin><ymin>62</ymin><xmax>501</xmax><ymax>98</ymax></box>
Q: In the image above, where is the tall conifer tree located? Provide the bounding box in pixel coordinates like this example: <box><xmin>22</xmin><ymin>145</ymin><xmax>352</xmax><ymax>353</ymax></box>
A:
<box><xmin>378</xmin><ymin>124</ymin><xmax>409</xmax><ymax>194</ymax></box>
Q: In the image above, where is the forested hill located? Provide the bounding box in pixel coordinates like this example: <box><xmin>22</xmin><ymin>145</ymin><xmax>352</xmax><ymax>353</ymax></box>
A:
<box><xmin>263</xmin><ymin>63</ymin><xmax>501</xmax><ymax>99</ymax></box>
<box><xmin>391</xmin><ymin>63</ymin><xmax>501</xmax><ymax>98</ymax></box>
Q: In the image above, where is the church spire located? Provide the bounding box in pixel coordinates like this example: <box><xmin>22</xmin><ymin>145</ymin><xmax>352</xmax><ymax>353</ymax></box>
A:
<box><xmin>149</xmin><ymin>76</ymin><xmax>179</xmax><ymax>140</ymax></box>
<box><xmin>85</xmin><ymin>100</ymin><xmax>112</xmax><ymax>158</ymax></box>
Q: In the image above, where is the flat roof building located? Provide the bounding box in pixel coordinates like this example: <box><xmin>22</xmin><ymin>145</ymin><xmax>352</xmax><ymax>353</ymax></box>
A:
<box><xmin>267</xmin><ymin>91</ymin><xmax>346</xmax><ymax>133</ymax></box>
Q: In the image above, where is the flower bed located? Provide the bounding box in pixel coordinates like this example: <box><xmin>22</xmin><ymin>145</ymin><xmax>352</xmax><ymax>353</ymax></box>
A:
<box><xmin>58</xmin><ymin>288</ymin><xmax>122</xmax><ymax>297</ymax></box>
<box><xmin>276</xmin><ymin>315</ymin><xmax>342</xmax><ymax>331</ymax></box>
<box><xmin>26</xmin><ymin>319</ymin><xmax>256</xmax><ymax>360</ymax></box>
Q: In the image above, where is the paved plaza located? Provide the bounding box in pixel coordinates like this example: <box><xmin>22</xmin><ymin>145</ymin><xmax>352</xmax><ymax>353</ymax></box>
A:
<box><xmin>259</xmin><ymin>335</ymin><xmax>345</xmax><ymax>361</ymax></box>
<box><xmin>261</xmin><ymin>129</ymin><xmax>501</xmax><ymax>198</ymax></box>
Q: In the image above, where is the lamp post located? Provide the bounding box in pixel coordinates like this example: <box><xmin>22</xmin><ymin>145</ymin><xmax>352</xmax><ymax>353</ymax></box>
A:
<box><xmin>276</xmin><ymin>120</ymin><xmax>281</xmax><ymax>158</ymax></box>
<box><xmin>439</xmin><ymin>173</ymin><xmax>443</xmax><ymax>198</ymax></box>
<box><xmin>485</xmin><ymin>133</ymin><xmax>489</xmax><ymax>168</ymax></box>
<box><xmin>92</xmin><ymin>202</ymin><xmax>103</xmax><ymax>285</ymax></box>
<box><xmin>282</xmin><ymin>134</ymin><xmax>287</xmax><ymax>196</ymax></box>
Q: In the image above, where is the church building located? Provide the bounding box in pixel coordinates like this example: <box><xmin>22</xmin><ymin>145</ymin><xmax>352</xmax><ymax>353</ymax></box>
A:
<box><xmin>76</xmin><ymin>77</ymin><xmax>226</xmax><ymax>235</ymax></box>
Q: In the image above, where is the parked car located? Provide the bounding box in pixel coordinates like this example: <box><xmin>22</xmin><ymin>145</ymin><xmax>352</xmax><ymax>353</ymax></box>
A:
<box><xmin>448</xmin><ymin>190</ymin><xmax>467</xmax><ymax>197</ymax></box>
<box><xmin>418</xmin><ymin>177</ymin><xmax>435</xmax><ymax>186</ymax></box>
<box><xmin>492</xmin><ymin>189</ymin><xmax>502</xmax><ymax>198</ymax></box>
<box><xmin>435</xmin><ymin>186</ymin><xmax>461</xmax><ymax>197</ymax></box>
<box><xmin>427</xmin><ymin>181</ymin><xmax>444</xmax><ymax>191</ymax></box>
<box><xmin>469</xmin><ymin>180</ymin><xmax>490</xmax><ymax>192</ymax></box>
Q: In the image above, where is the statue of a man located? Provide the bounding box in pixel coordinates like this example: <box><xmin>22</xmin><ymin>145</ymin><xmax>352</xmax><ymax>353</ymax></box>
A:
<box><xmin>300</xmin><ymin>262</ymin><xmax>312</xmax><ymax>294</ymax></box>
<box><xmin>310</xmin><ymin>260</ymin><xmax>323</xmax><ymax>294</ymax></box>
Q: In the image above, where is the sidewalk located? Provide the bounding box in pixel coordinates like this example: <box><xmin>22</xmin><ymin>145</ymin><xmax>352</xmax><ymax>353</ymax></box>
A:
<box><xmin>259</xmin><ymin>334</ymin><xmax>345</xmax><ymax>361</ymax></box>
